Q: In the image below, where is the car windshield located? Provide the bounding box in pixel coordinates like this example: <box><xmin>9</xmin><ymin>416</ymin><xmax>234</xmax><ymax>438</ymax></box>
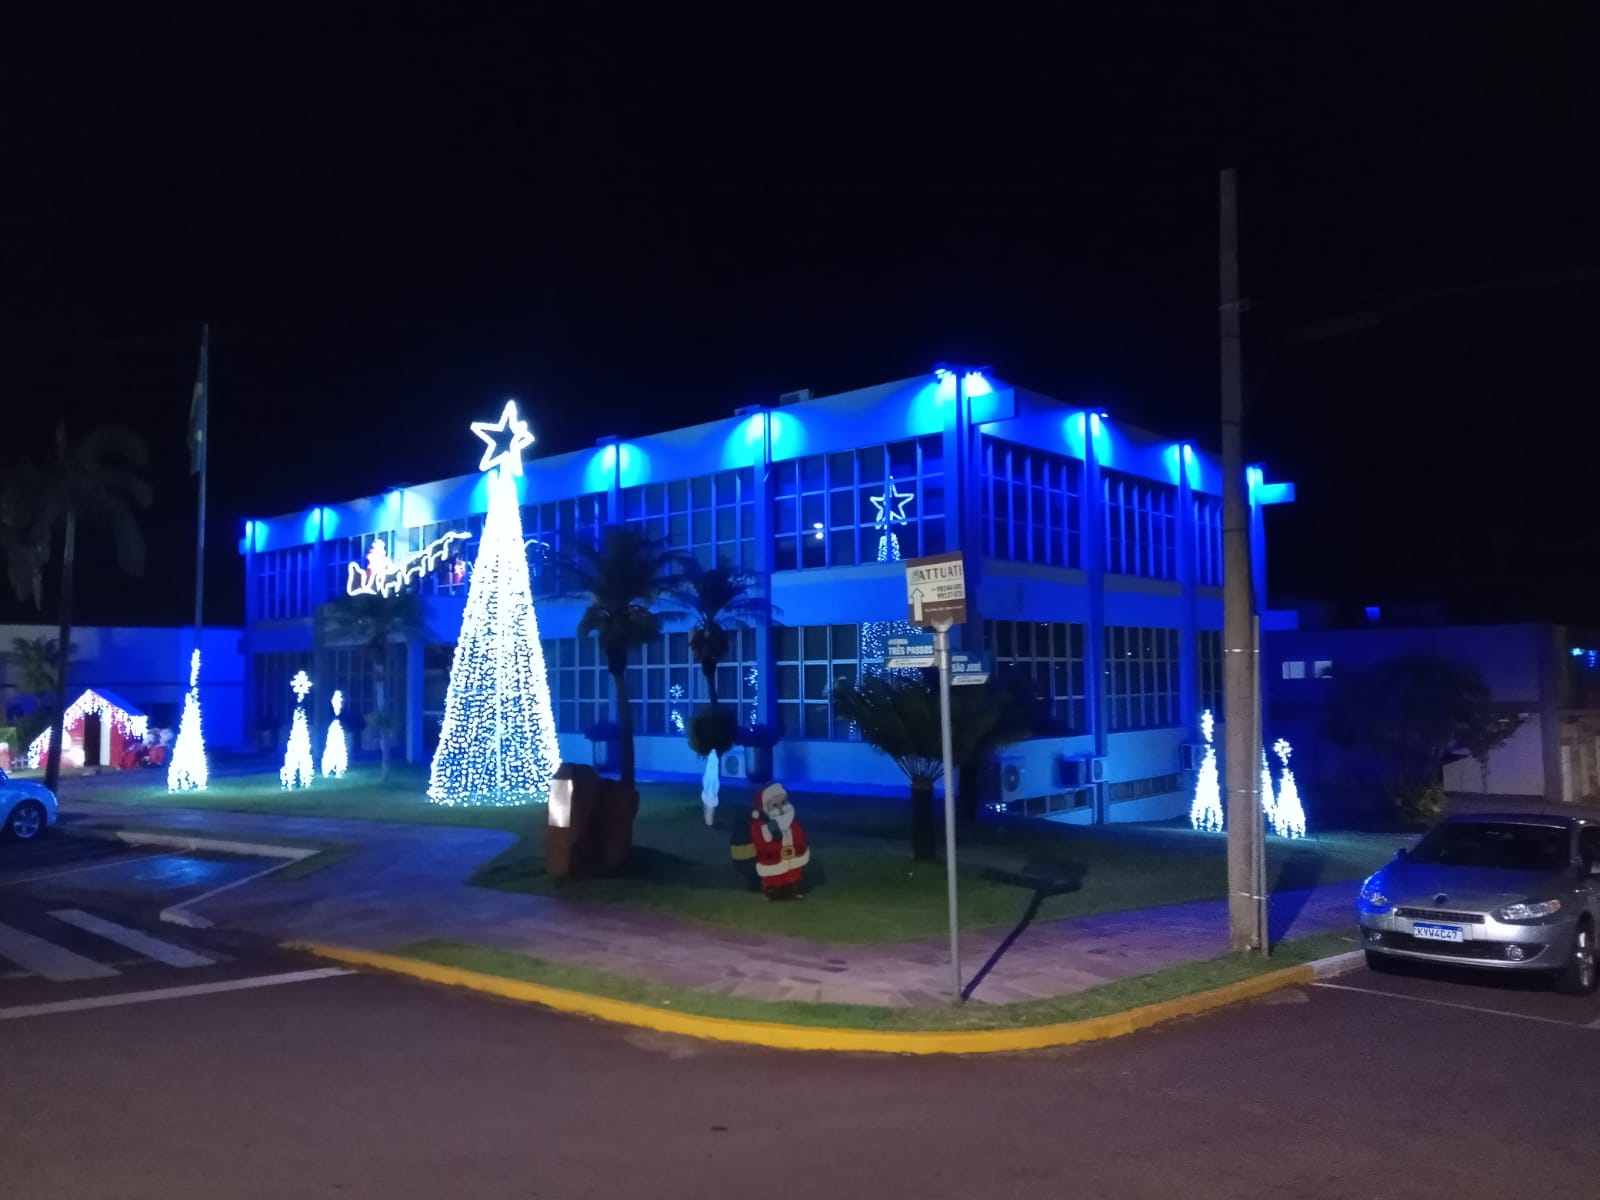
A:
<box><xmin>1408</xmin><ymin>822</ymin><xmax>1571</xmax><ymax>872</ymax></box>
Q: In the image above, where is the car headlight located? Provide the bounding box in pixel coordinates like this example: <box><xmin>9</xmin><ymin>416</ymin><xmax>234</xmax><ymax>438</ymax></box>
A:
<box><xmin>1497</xmin><ymin>899</ymin><xmax>1562</xmax><ymax>922</ymax></box>
<box><xmin>1359</xmin><ymin>878</ymin><xmax>1390</xmax><ymax>909</ymax></box>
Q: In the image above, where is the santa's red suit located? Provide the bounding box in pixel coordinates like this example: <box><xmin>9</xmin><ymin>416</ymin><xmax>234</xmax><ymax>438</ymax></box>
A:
<box><xmin>751</xmin><ymin>783</ymin><xmax>808</xmax><ymax>893</ymax></box>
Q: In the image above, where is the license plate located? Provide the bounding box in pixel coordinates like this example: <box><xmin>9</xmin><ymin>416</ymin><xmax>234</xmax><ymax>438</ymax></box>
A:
<box><xmin>1412</xmin><ymin>922</ymin><xmax>1465</xmax><ymax>942</ymax></box>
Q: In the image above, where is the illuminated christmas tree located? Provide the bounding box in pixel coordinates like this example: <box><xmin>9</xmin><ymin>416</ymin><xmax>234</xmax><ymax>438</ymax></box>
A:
<box><xmin>1272</xmin><ymin>737</ymin><xmax>1308</xmax><ymax>839</ymax></box>
<box><xmin>167</xmin><ymin>649</ymin><xmax>208</xmax><ymax>792</ymax></box>
<box><xmin>1260</xmin><ymin>745</ymin><xmax>1277</xmax><ymax>829</ymax></box>
<box><xmin>1190</xmin><ymin>708</ymin><xmax>1223</xmax><ymax>832</ymax></box>
<box><xmin>321</xmin><ymin>689</ymin><xmax>348</xmax><ymax>778</ymax></box>
<box><xmin>280</xmin><ymin>671</ymin><xmax>315</xmax><ymax>789</ymax></box>
<box><xmin>428</xmin><ymin>400</ymin><xmax>561</xmax><ymax>805</ymax></box>
<box><xmin>859</xmin><ymin>477</ymin><xmax>921</xmax><ymax>676</ymax></box>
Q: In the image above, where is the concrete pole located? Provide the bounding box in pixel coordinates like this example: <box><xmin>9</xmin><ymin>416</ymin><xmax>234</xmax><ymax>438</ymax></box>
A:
<box><xmin>935</xmin><ymin>621</ymin><xmax>962</xmax><ymax>1002</ymax></box>
<box><xmin>1220</xmin><ymin>168</ymin><xmax>1264</xmax><ymax>953</ymax></box>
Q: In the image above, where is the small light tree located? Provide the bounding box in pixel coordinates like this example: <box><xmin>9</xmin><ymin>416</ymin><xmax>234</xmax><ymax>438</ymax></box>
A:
<box><xmin>317</xmin><ymin>590</ymin><xmax>423</xmax><ymax>782</ymax></box>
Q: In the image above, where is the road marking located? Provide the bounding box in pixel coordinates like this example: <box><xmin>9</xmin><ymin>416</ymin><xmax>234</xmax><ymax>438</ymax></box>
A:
<box><xmin>0</xmin><ymin>920</ymin><xmax>120</xmax><ymax>982</ymax></box>
<box><xmin>0</xmin><ymin>968</ymin><xmax>354</xmax><ymax>1021</ymax></box>
<box><xmin>48</xmin><ymin>909</ymin><xmax>215</xmax><ymax>968</ymax></box>
<box><xmin>1312</xmin><ymin>980</ymin><xmax>1591</xmax><ymax>1029</ymax></box>
<box><xmin>0</xmin><ymin>850</ymin><xmax>178</xmax><ymax>887</ymax></box>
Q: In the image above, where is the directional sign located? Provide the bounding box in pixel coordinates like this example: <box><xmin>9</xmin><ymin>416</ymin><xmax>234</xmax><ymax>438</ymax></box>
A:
<box><xmin>906</xmin><ymin>552</ymin><xmax>967</xmax><ymax>627</ymax></box>
<box><xmin>886</xmin><ymin>632</ymin><xmax>936</xmax><ymax>669</ymax></box>
<box><xmin>949</xmin><ymin>651</ymin><xmax>993</xmax><ymax>686</ymax></box>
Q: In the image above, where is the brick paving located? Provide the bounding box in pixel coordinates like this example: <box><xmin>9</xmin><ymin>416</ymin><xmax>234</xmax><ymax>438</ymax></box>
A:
<box><xmin>60</xmin><ymin>800</ymin><xmax>1357</xmax><ymax>1007</ymax></box>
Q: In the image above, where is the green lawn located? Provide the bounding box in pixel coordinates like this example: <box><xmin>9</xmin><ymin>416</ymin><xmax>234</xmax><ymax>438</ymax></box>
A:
<box><xmin>392</xmin><ymin>928</ymin><xmax>1362</xmax><ymax>1031</ymax></box>
<box><xmin>75</xmin><ymin>766</ymin><xmax>1398</xmax><ymax>944</ymax></box>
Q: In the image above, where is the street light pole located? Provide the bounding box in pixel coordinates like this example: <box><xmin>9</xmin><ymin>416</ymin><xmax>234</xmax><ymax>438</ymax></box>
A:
<box><xmin>1220</xmin><ymin>168</ymin><xmax>1264</xmax><ymax>954</ymax></box>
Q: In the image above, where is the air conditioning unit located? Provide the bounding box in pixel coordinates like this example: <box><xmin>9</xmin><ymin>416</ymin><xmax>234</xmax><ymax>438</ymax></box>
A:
<box><xmin>1179</xmin><ymin>742</ymin><xmax>1209</xmax><ymax>771</ymax></box>
<box><xmin>721</xmin><ymin>752</ymin><xmax>745</xmax><ymax>779</ymax></box>
<box><xmin>1059</xmin><ymin>756</ymin><xmax>1107</xmax><ymax>787</ymax></box>
<box><xmin>997</xmin><ymin>755</ymin><xmax>1030</xmax><ymax>804</ymax></box>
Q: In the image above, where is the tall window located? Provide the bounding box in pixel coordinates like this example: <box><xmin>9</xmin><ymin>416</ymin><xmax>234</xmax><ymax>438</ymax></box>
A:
<box><xmin>1198</xmin><ymin>628</ymin><xmax>1223</xmax><ymax>716</ymax></box>
<box><xmin>1104</xmin><ymin>626</ymin><xmax>1180</xmax><ymax>731</ymax></box>
<box><xmin>256</xmin><ymin>547</ymin><xmax>315</xmax><ymax>620</ymax></box>
<box><xmin>545</xmin><ymin>636</ymin><xmax>610</xmax><ymax>735</ymax></box>
<box><xmin>623</xmin><ymin>627</ymin><xmax>758</xmax><ymax>735</ymax></box>
<box><xmin>1102</xmin><ymin>470</ymin><xmax>1178</xmax><ymax>580</ymax></box>
<box><xmin>773</xmin><ymin>437</ymin><xmax>945</xmax><ymax>570</ymax></box>
<box><xmin>775</xmin><ymin>624</ymin><xmax>860</xmax><ymax>739</ymax></box>
<box><xmin>986</xmin><ymin>620</ymin><xmax>1087</xmax><ymax>732</ymax></box>
<box><xmin>622</xmin><ymin>470</ymin><xmax>756</xmax><ymax>570</ymax></box>
<box><xmin>980</xmin><ymin>438</ymin><xmax>1082</xmax><ymax>567</ymax></box>
<box><xmin>1193</xmin><ymin>495</ymin><xmax>1223</xmax><ymax>587</ymax></box>
<box><xmin>253</xmin><ymin>651</ymin><xmax>311</xmax><ymax>733</ymax></box>
<box><xmin>522</xmin><ymin>494</ymin><xmax>607</xmax><ymax>596</ymax></box>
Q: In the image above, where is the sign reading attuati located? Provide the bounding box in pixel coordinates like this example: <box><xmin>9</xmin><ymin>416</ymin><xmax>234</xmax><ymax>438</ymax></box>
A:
<box><xmin>905</xmin><ymin>551</ymin><xmax>967</xmax><ymax>627</ymax></box>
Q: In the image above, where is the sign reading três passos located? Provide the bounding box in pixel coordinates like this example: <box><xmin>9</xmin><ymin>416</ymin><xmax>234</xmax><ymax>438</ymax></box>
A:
<box><xmin>905</xmin><ymin>552</ymin><xmax>966</xmax><ymax>627</ymax></box>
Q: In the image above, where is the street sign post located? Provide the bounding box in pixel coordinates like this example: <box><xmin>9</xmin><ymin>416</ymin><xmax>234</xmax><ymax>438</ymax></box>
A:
<box><xmin>949</xmin><ymin>651</ymin><xmax>993</xmax><ymax>685</ymax></box>
<box><xmin>885</xmin><ymin>632</ymin><xmax>937</xmax><ymax>669</ymax></box>
<box><xmin>906</xmin><ymin>552</ymin><xmax>967</xmax><ymax>627</ymax></box>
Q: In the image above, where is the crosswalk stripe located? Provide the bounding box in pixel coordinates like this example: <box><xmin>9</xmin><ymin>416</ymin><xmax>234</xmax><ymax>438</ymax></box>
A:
<box><xmin>0</xmin><ymin>920</ymin><xmax>120</xmax><ymax>982</ymax></box>
<box><xmin>0</xmin><ymin>968</ymin><xmax>354</xmax><ymax>1020</ymax></box>
<box><xmin>48</xmin><ymin>909</ymin><xmax>215</xmax><ymax>969</ymax></box>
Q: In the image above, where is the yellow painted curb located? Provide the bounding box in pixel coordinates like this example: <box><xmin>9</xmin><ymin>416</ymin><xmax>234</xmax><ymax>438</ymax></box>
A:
<box><xmin>285</xmin><ymin>941</ymin><xmax>1317</xmax><ymax>1056</ymax></box>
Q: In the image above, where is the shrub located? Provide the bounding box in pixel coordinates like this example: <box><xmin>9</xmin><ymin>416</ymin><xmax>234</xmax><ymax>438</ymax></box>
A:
<box><xmin>687</xmin><ymin>706</ymin><xmax>738</xmax><ymax>758</ymax></box>
<box><xmin>1393</xmin><ymin>782</ymin><xmax>1446</xmax><ymax>827</ymax></box>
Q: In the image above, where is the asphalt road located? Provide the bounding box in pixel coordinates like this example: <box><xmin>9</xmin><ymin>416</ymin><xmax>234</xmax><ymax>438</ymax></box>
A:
<box><xmin>6</xmin><ymin>946</ymin><xmax>1598</xmax><ymax>1199</ymax></box>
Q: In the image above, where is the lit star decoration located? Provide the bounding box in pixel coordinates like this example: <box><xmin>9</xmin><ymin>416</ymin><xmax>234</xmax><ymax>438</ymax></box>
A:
<box><xmin>167</xmin><ymin>649</ymin><xmax>208</xmax><ymax>792</ymax></box>
<box><xmin>428</xmin><ymin>400</ymin><xmax>561</xmax><ymax>805</ymax></box>
<box><xmin>860</xmin><ymin>474</ymin><xmax>921</xmax><ymax>678</ymax></box>
<box><xmin>1271</xmin><ymin>737</ymin><xmax>1307</xmax><ymax>839</ymax></box>
<box><xmin>470</xmin><ymin>399</ymin><xmax>536</xmax><ymax>476</ymax></box>
<box><xmin>321</xmin><ymin>689</ymin><xmax>348</xmax><ymax>779</ymax></box>
<box><xmin>280</xmin><ymin>671</ymin><xmax>315</xmax><ymax>789</ymax></box>
<box><xmin>1189</xmin><ymin>708</ymin><xmax>1224</xmax><ymax>832</ymax></box>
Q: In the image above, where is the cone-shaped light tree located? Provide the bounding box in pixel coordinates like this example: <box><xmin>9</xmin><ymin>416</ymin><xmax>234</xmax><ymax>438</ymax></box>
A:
<box><xmin>167</xmin><ymin>648</ymin><xmax>207</xmax><ymax>792</ymax></box>
<box><xmin>280</xmin><ymin>671</ymin><xmax>315</xmax><ymax>789</ymax></box>
<box><xmin>1190</xmin><ymin>708</ymin><xmax>1224</xmax><ymax>832</ymax></box>
<box><xmin>427</xmin><ymin>400</ymin><xmax>561</xmax><ymax>805</ymax></box>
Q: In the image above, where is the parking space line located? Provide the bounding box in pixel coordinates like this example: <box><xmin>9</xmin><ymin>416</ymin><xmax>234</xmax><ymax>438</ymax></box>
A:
<box><xmin>0</xmin><ymin>850</ymin><xmax>179</xmax><ymax>887</ymax></box>
<box><xmin>0</xmin><ymin>968</ymin><xmax>355</xmax><ymax>1021</ymax></box>
<box><xmin>49</xmin><ymin>909</ymin><xmax>215</xmax><ymax>968</ymax></box>
<box><xmin>0</xmin><ymin>920</ymin><xmax>122</xmax><ymax>982</ymax></box>
<box><xmin>1312</xmin><ymin>980</ymin><xmax>1590</xmax><ymax>1029</ymax></box>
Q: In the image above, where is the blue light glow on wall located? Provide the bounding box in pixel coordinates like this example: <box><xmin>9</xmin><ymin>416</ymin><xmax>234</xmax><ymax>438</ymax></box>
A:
<box><xmin>1365</xmin><ymin>606</ymin><xmax>1382</xmax><ymax>623</ymax></box>
<box><xmin>1064</xmin><ymin>411</ymin><xmax>1113</xmax><ymax>465</ymax></box>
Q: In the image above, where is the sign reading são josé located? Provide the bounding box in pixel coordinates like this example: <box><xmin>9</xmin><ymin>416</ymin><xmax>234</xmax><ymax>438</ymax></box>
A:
<box><xmin>905</xmin><ymin>551</ymin><xmax>967</xmax><ymax>627</ymax></box>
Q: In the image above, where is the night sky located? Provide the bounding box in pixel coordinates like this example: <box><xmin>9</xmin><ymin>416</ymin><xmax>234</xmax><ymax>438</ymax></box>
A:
<box><xmin>6</xmin><ymin>7</ymin><xmax>1597</xmax><ymax>628</ymax></box>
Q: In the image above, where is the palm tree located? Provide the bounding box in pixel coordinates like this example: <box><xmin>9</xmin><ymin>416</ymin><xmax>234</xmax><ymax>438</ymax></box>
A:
<box><xmin>3</xmin><ymin>637</ymin><xmax>76</xmax><ymax>708</ymax></box>
<box><xmin>672</xmin><ymin>558</ymin><xmax>777</xmax><ymax>714</ymax></box>
<box><xmin>833</xmin><ymin>673</ymin><xmax>1035</xmax><ymax>860</ymax></box>
<box><xmin>14</xmin><ymin>424</ymin><xmax>151</xmax><ymax>792</ymax></box>
<box><xmin>563</xmin><ymin>524</ymin><xmax>679</xmax><ymax>791</ymax></box>
<box><xmin>0</xmin><ymin>489</ymin><xmax>46</xmax><ymax>610</ymax></box>
<box><xmin>316</xmin><ymin>590</ymin><xmax>424</xmax><ymax>781</ymax></box>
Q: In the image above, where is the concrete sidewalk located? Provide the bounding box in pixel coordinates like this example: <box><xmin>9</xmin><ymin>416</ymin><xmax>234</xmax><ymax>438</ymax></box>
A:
<box><xmin>59</xmin><ymin>800</ymin><xmax>1358</xmax><ymax>1007</ymax></box>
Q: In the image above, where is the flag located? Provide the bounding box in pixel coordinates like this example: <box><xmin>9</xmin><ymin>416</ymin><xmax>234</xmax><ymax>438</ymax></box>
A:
<box><xmin>188</xmin><ymin>324</ymin><xmax>209</xmax><ymax>476</ymax></box>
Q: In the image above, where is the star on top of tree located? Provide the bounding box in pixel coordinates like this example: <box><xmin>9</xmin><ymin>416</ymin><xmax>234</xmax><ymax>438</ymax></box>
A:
<box><xmin>869</xmin><ymin>477</ymin><xmax>916</xmax><ymax>528</ymax></box>
<box><xmin>470</xmin><ymin>399</ymin><xmax>536</xmax><ymax>476</ymax></box>
<box><xmin>290</xmin><ymin>671</ymin><xmax>314</xmax><ymax>702</ymax></box>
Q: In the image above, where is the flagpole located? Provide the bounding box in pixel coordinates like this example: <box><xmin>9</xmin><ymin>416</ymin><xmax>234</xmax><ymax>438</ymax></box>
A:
<box><xmin>192</xmin><ymin>324</ymin><xmax>210</xmax><ymax>654</ymax></box>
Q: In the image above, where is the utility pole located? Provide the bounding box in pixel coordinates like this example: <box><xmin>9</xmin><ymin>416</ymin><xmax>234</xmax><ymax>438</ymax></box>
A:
<box><xmin>1220</xmin><ymin>168</ymin><xmax>1264</xmax><ymax>953</ymax></box>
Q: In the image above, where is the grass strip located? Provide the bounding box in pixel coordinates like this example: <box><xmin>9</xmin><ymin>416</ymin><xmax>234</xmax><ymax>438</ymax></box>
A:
<box><xmin>390</xmin><ymin>928</ymin><xmax>1360</xmax><ymax>1033</ymax></box>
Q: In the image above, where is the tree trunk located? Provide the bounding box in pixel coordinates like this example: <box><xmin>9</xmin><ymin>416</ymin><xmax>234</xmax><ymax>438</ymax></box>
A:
<box><xmin>910</xmin><ymin>778</ymin><xmax>938</xmax><ymax>862</ymax></box>
<box><xmin>373</xmin><ymin>664</ymin><xmax>389</xmax><ymax>782</ymax></box>
<box><xmin>956</xmin><ymin>762</ymin><xmax>980</xmax><ymax>827</ymax></box>
<box><xmin>702</xmin><ymin>658</ymin><xmax>719</xmax><ymax>710</ymax></box>
<box><xmin>44</xmin><ymin>510</ymin><xmax>76</xmax><ymax>793</ymax></box>
<box><xmin>612</xmin><ymin>667</ymin><xmax>635</xmax><ymax>790</ymax></box>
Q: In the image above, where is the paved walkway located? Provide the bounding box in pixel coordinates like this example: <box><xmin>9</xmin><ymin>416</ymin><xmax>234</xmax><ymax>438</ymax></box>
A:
<box><xmin>59</xmin><ymin>801</ymin><xmax>1358</xmax><ymax>1007</ymax></box>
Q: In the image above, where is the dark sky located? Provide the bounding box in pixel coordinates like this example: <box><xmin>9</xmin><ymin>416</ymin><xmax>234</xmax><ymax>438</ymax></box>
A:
<box><xmin>5</xmin><ymin>6</ymin><xmax>1598</xmax><ymax>628</ymax></box>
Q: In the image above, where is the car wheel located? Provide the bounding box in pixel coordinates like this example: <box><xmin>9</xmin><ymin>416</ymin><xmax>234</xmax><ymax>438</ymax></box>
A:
<box><xmin>5</xmin><ymin>800</ymin><xmax>47</xmax><ymax>842</ymax></box>
<box><xmin>1364</xmin><ymin>950</ymin><xmax>1401</xmax><ymax>974</ymax></box>
<box><xmin>1554</xmin><ymin>920</ymin><xmax>1598</xmax><ymax>997</ymax></box>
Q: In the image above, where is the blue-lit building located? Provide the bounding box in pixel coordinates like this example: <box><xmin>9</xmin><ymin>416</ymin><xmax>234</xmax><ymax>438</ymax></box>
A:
<box><xmin>239</xmin><ymin>370</ymin><xmax>1289</xmax><ymax>823</ymax></box>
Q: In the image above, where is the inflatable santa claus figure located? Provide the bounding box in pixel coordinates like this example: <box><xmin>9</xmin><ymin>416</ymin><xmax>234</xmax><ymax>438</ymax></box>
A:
<box><xmin>750</xmin><ymin>782</ymin><xmax>809</xmax><ymax>900</ymax></box>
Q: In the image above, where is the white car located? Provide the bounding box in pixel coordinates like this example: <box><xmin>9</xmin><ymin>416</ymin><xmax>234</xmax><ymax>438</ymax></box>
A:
<box><xmin>1</xmin><ymin>769</ymin><xmax>58</xmax><ymax>841</ymax></box>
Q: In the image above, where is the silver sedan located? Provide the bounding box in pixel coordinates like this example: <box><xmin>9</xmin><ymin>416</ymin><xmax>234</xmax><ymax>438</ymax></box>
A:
<box><xmin>1357</xmin><ymin>812</ymin><xmax>1600</xmax><ymax>996</ymax></box>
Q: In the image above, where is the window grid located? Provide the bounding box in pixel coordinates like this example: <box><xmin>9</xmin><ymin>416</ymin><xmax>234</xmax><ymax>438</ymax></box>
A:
<box><xmin>773</xmin><ymin>437</ymin><xmax>945</xmax><ymax>570</ymax></box>
<box><xmin>1198</xmin><ymin>629</ymin><xmax>1224</xmax><ymax>717</ymax></box>
<box><xmin>624</xmin><ymin>626</ymin><xmax>757</xmax><ymax>736</ymax></box>
<box><xmin>1105</xmin><ymin>626</ymin><xmax>1181</xmax><ymax>731</ymax></box>
<box><xmin>622</xmin><ymin>469</ymin><xmax>756</xmax><ymax>571</ymax></box>
<box><xmin>985</xmin><ymin>620</ymin><xmax>1087</xmax><ymax>733</ymax></box>
<box><xmin>253</xmin><ymin>651</ymin><xmax>312</xmax><ymax>734</ymax></box>
<box><xmin>980</xmin><ymin>438</ymin><xmax>1082</xmax><ymax>568</ymax></box>
<box><xmin>775</xmin><ymin>624</ymin><xmax>861</xmax><ymax>739</ymax></box>
<box><xmin>1102</xmin><ymin>471</ymin><xmax>1177</xmax><ymax>580</ymax></box>
<box><xmin>1193</xmin><ymin>496</ymin><xmax>1223</xmax><ymax>587</ymax></box>
<box><xmin>257</xmin><ymin>547</ymin><xmax>316</xmax><ymax>620</ymax></box>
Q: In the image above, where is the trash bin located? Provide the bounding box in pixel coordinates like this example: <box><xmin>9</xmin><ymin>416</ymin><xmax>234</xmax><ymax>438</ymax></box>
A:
<box><xmin>547</xmin><ymin>762</ymin><xmax>603</xmax><ymax>879</ymax></box>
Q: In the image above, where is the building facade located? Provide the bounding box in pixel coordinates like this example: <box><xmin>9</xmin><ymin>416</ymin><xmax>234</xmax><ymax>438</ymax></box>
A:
<box><xmin>239</xmin><ymin>370</ymin><xmax>1288</xmax><ymax>823</ymax></box>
